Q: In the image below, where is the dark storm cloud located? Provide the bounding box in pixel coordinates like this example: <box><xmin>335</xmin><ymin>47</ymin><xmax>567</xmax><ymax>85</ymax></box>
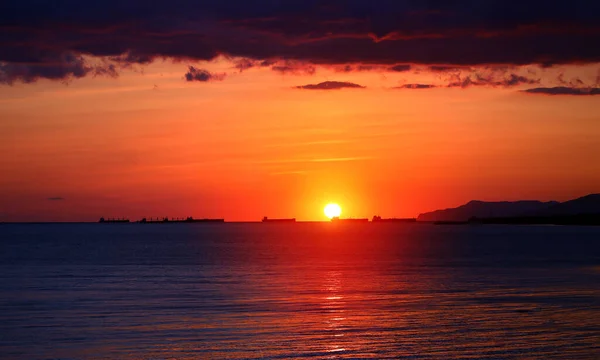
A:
<box><xmin>394</xmin><ymin>84</ymin><xmax>437</xmax><ymax>89</ymax></box>
<box><xmin>522</xmin><ymin>87</ymin><xmax>600</xmax><ymax>95</ymax></box>
<box><xmin>2</xmin><ymin>0</ymin><xmax>600</xmax><ymax>83</ymax></box>
<box><xmin>295</xmin><ymin>81</ymin><xmax>365</xmax><ymax>90</ymax></box>
<box><xmin>184</xmin><ymin>66</ymin><xmax>225</xmax><ymax>82</ymax></box>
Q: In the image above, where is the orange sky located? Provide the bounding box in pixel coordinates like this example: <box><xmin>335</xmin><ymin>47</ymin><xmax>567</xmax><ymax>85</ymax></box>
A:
<box><xmin>1</xmin><ymin>59</ymin><xmax>599</xmax><ymax>221</ymax></box>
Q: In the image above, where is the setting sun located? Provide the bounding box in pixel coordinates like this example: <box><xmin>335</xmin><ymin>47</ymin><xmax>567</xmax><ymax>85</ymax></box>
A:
<box><xmin>324</xmin><ymin>203</ymin><xmax>342</xmax><ymax>219</ymax></box>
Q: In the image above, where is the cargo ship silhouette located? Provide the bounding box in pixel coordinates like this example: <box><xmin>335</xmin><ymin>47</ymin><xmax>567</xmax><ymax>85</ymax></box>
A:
<box><xmin>372</xmin><ymin>216</ymin><xmax>417</xmax><ymax>223</ymax></box>
<box><xmin>138</xmin><ymin>217</ymin><xmax>224</xmax><ymax>223</ymax></box>
<box><xmin>262</xmin><ymin>217</ymin><xmax>296</xmax><ymax>223</ymax></box>
<box><xmin>99</xmin><ymin>217</ymin><xmax>130</xmax><ymax>223</ymax></box>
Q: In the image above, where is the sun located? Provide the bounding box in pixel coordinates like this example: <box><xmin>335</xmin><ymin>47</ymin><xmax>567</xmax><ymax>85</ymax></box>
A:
<box><xmin>324</xmin><ymin>203</ymin><xmax>342</xmax><ymax>219</ymax></box>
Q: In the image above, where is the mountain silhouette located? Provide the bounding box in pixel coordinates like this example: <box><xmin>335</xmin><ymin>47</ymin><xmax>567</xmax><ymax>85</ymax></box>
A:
<box><xmin>416</xmin><ymin>195</ymin><xmax>600</xmax><ymax>222</ymax></box>
<box><xmin>536</xmin><ymin>194</ymin><xmax>600</xmax><ymax>216</ymax></box>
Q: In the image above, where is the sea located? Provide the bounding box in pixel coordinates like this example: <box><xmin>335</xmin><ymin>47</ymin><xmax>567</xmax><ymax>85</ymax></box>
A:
<box><xmin>1</xmin><ymin>223</ymin><xmax>599</xmax><ymax>359</ymax></box>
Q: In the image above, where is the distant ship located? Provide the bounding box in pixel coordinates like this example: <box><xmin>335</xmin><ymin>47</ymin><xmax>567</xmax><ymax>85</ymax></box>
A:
<box><xmin>99</xmin><ymin>217</ymin><xmax>130</xmax><ymax>223</ymax></box>
<box><xmin>331</xmin><ymin>216</ymin><xmax>369</xmax><ymax>223</ymax></box>
<box><xmin>372</xmin><ymin>216</ymin><xmax>417</xmax><ymax>223</ymax></box>
<box><xmin>183</xmin><ymin>217</ymin><xmax>224</xmax><ymax>223</ymax></box>
<box><xmin>138</xmin><ymin>217</ymin><xmax>224</xmax><ymax>223</ymax></box>
<box><xmin>262</xmin><ymin>217</ymin><xmax>296</xmax><ymax>223</ymax></box>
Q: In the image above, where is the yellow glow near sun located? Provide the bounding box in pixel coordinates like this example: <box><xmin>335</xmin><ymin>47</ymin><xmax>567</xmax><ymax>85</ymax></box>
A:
<box><xmin>324</xmin><ymin>203</ymin><xmax>342</xmax><ymax>219</ymax></box>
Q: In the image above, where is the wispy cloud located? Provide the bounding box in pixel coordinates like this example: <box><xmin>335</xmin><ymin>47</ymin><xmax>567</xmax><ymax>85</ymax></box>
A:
<box><xmin>271</xmin><ymin>60</ymin><xmax>316</xmax><ymax>75</ymax></box>
<box><xmin>264</xmin><ymin>140</ymin><xmax>351</xmax><ymax>148</ymax></box>
<box><xmin>310</xmin><ymin>156</ymin><xmax>372</xmax><ymax>162</ymax></box>
<box><xmin>256</xmin><ymin>156</ymin><xmax>371</xmax><ymax>165</ymax></box>
<box><xmin>447</xmin><ymin>73</ymin><xmax>539</xmax><ymax>88</ymax></box>
<box><xmin>269</xmin><ymin>170</ymin><xmax>308</xmax><ymax>176</ymax></box>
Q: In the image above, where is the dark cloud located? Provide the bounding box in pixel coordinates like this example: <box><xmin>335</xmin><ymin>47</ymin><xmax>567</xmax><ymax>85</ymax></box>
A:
<box><xmin>389</xmin><ymin>64</ymin><xmax>411</xmax><ymax>72</ymax></box>
<box><xmin>333</xmin><ymin>64</ymin><xmax>379</xmax><ymax>72</ymax></box>
<box><xmin>111</xmin><ymin>52</ymin><xmax>154</xmax><ymax>65</ymax></box>
<box><xmin>2</xmin><ymin>1</ymin><xmax>600</xmax><ymax>84</ymax></box>
<box><xmin>522</xmin><ymin>87</ymin><xmax>600</xmax><ymax>95</ymax></box>
<box><xmin>271</xmin><ymin>60</ymin><xmax>316</xmax><ymax>75</ymax></box>
<box><xmin>47</xmin><ymin>197</ymin><xmax>65</xmax><ymax>201</ymax></box>
<box><xmin>295</xmin><ymin>81</ymin><xmax>365</xmax><ymax>90</ymax></box>
<box><xmin>394</xmin><ymin>84</ymin><xmax>436</xmax><ymax>89</ymax></box>
<box><xmin>557</xmin><ymin>73</ymin><xmax>585</xmax><ymax>87</ymax></box>
<box><xmin>93</xmin><ymin>64</ymin><xmax>119</xmax><ymax>78</ymax></box>
<box><xmin>447</xmin><ymin>73</ymin><xmax>539</xmax><ymax>88</ymax></box>
<box><xmin>234</xmin><ymin>58</ymin><xmax>257</xmax><ymax>72</ymax></box>
<box><xmin>233</xmin><ymin>58</ymin><xmax>277</xmax><ymax>72</ymax></box>
<box><xmin>184</xmin><ymin>66</ymin><xmax>225</xmax><ymax>82</ymax></box>
<box><xmin>233</xmin><ymin>58</ymin><xmax>315</xmax><ymax>74</ymax></box>
<box><xmin>0</xmin><ymin>52</ymin><xmax>116</xmax><ymax>85</ymax></box>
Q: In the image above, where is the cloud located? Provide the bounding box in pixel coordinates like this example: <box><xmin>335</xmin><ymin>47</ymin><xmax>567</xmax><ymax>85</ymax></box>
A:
<box><xmin>0</xmin><ymin>52</ymin><xmax>117</xmax><ymax>85</ymax></box>
<box><xmin>394</xmin><ymin>84</ymin><xmax>436</xmax><ymax>89</ymax></box>
<box><xmin>447</xmin><ymin>73</ymin><xmax>539</xmax><ymax>88</ymax></box>
<box><xmin>47</xmin><ymin>197</ymin><xmax>65</xmax><ymax>201</ymax></box>
<box><xmin>522</xmin><ymin>87</ymin><xmax>600</xmax><ymax>95</ymax></box>
<box><xmin>271</xmin><ymin>60</ymin><xmax>316</xmax><ymax>75</ymax></box>
<box><xmin>429</xmin><ymin>65</ymin><xmax>466</xmax><ymax>72</ymax></box>
<box><xmin>2</xmin><ymin>1</ymin><xmax>600</xmax><ymax>84</ymax></box>
<box><xmin>295</xmin><ymin>81</ymin><xmax>365</xmax><ymax>90</ymax></box>
<box><xmin>111</xmin><ymin>51</ymin><xmax>154</xmax><ymax>65</ymax></box>
<box><xmin>233</xmin><ymin>58</ymin><xmax>294</xmax><ymax>73</ymax></box>
<box><xmin>389</xmin><ymin>64</ymin><xmax>411</xmax><ymax>72</ymax></box>
<box><xmin>332</xmin><ymin>64</ymin><xmax>380</xmax><ymax>72</ymax></box>
<box><xmin>557</xmin><ymin>73</ymin><xmax>585</xmax><ymax>87</ymax></box>
<box><xmin>93</xmin><ymin>64</ymin><xmax>118</xmax><ymax>78</ymax></box>
<box><xmin>184</xmin><ymin>66</ymin><xmax>225</xmax><ymax>82</ymax></box>
<box><xmin>233</xmin><ymin>58</ymin><xmax>259</xmax><ymax>72</ymax></box>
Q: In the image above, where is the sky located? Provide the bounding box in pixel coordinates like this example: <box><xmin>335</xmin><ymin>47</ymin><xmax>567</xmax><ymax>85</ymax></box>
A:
<box><xmin>1</xmin><ymin>0</ymin><xmax>600</xmax><ymax>222</ymax></box>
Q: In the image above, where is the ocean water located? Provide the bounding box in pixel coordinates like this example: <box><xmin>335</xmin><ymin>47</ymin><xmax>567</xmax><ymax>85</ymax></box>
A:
<box><xmin>1</xmin><ymin>223</ymin><xmax>599</xmax><ymax>359</ymax></box>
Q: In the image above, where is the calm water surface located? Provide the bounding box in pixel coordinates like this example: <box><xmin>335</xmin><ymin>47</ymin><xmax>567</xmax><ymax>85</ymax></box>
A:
<box><xmin>1</xmin><ymin>223</ymin><xmax>599</xmax><ymax>359</ymax></box>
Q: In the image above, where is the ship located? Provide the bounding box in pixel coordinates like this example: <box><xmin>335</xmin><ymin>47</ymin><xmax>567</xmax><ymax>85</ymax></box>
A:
<box><xmin>138</xmin><ymin>217</ymin><xmax>224</xmax><ymax>223</ymax></box>
<box><xmin>99</xmin><ymin>217</ymin><xmax>130</xmax><ymax>223</ymax></box>
<box><xmin>183</xmin><ymin>217</ymin><xmax>224</xmax><ymax>223</ymax></box>
<box><xmin>262</xmin><ymin>217</ymin><xmax>296</xmax><ymax>223</ymax></box>
<box><xmin>137</xmin><ymin>217</ymin><xmax>171</xmax><ymax>223</ymax></box>
<box><xmin>331</xmin><ymin>216</ymin><xmax>369</xmax><ymax>223</ymax></box>
<box><xmin>372</xmin><ymin>216</ymin><xmax>417</xmax><ymax>223</ymax></box>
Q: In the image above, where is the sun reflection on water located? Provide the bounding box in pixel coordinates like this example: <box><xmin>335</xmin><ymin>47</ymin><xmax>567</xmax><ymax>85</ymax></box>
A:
<box><xmin>321</xmin><ymin>270</ymin><xmax>349</xmax><ymax>355</ymax></box>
